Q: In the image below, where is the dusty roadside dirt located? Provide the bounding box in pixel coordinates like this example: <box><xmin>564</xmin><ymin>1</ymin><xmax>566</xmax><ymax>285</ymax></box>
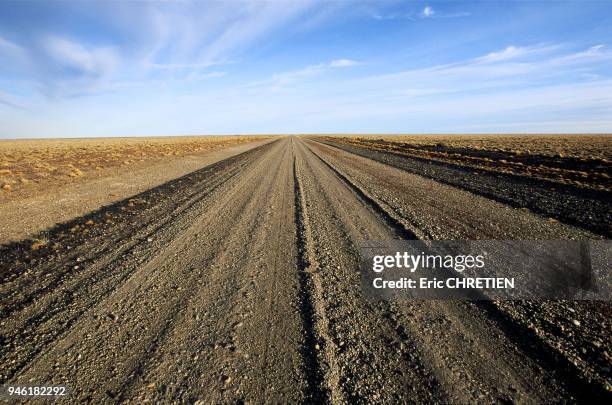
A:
<box><xmin>0</xmin><ymin>137</ymin><xmax>610</xmax><ymax>402</ymax></box>
<box><xmin>0</xmin><ymin>137</ymin><xmax>273</xmax><ymax>243</ymax></box>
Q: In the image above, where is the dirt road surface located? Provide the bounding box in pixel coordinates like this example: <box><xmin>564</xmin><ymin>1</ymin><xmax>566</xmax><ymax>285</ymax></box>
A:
<box><xmin>1</xmin><ymin>137</ymin><xmax>610</xmax><ymax>403</ymax></box>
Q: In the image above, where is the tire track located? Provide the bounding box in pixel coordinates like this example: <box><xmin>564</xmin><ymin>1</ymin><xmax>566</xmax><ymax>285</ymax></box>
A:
<box><xmin>115</xmin><ymin>141</ymin><xmax>296</xmax><ymax>403</ymax></box>
<box><xmin>293</xmin><ymin>142</ymin><xmax>342</xmax><ymax>404</ymax></box>
<box><xmin>303</xmin><ymin>138</ymin><xmax>610</xmax><ymax>402</ymax></box>
<box><xmin>0</xmin><ymin>144</ymin><xmax>274</xmax><ymax>383</ymax></box>
<box><xmin>293</xmin><ymin>139</ymin><xmax>440</xmax><ymax>402</ymax></box>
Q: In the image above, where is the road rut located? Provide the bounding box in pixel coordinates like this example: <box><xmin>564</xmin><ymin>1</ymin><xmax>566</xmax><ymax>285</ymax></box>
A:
<box><xmin>1</xmin><ymin>137</ymin><xmax>609</xmax><ymax>403</ymax></box>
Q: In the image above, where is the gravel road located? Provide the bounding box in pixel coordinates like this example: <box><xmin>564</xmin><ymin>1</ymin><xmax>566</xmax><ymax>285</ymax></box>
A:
<box><xmin>1</xmin><ymin>137</ymin><xmax>609</xmax><ymax>403</ymax></box>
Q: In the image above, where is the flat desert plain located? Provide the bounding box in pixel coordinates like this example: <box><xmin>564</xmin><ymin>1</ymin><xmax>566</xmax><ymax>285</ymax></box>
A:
<box><xmin>0</xmin><ymin>135</ymin><xmax>610</xmax><ymax>403</ymax></box>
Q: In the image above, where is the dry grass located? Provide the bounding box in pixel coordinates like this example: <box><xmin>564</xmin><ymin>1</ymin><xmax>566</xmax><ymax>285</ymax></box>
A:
<box><xmin>0</xmin><ymin>136</ymin><xmax>270</xmax><ymax>196</ymax></box>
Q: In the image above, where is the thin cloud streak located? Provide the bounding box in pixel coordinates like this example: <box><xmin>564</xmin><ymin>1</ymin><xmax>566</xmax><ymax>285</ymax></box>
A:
<box><xmin>0</xmin><ymin>91</ymin><xmax>29</xmax><ymax>111</ymax></box>
<box><xmin>374</xmin><ymin>5</ymin><xmax>470</xmax><ymax>21</ymax></box>
<box><xmin>245</xmin><ymin>58</ymin><xmax>360</xmax><ymax>90</ymax></box>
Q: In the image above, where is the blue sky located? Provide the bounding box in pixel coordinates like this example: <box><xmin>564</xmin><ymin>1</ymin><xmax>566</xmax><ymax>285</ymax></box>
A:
<box><xmin>1</xmin><ymin>0</ymin><xmax>611</xmax><ymax>137</ymax></box>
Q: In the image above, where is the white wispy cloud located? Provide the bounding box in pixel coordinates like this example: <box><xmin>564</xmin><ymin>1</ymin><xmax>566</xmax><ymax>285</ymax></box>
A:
<box><xmin>476</xmin><ymin>46</ymin><xmax>528</xmax><ymax>63</ymax></box>
<box><xmin>247</xmin><ymin>58</ymin><xmax>360</xmax><ymax>91</ymax></box>
<box><xmin>147</xmin><ymin>61</ymin><xmax>231</xmax><ymax>70</ymax></box>
<box><xmin>372</xmin><ymin>13</ymin><xmax>412</xmax><ymax>21</ymax></box>
<box><xmin>0</xmin><ymin>0</ymin><xmax>327</xmax><ymax>102</ymax></box>
<box><xmin>0</xmin><ymin>90</ymin><xmax>28</xmax><ymax>111</ymax></box>
<box><xmin>41</xmin><ymin>36</ymin><xmax>120</xmax><ymax>97</ymax></box>
<box><xmin>0</xmin><ymin>36</ymin><xmax>22</xmax><ymax>56</ymax></box>
<box><xmin>0</xmin><ymin>36</ymin><xmax>29</xmax><ymax>74</ymax></box>
<box><xmin>553</xmin><ymin>44</ymin><xmax>607</xmax><ymax>64</ymax></box>
<box><xmin>0</xmin><ymin>34</ymin><xmax>121</xmax><ymax>98</ymax></box>
<box><xmin>310</xmin><ymin>59</ymin><xmax>360</xmax><ymax>69</ymax></box>
<box><xmin>329</xmin><ymin>59</ymin><xmax>360</xmax><ymax>67</ymax></box>
<box><xmin>584</xmin><ymin>44</ymin><xmax>605</xmax><ymax>55</ymax></box>
<box><xmin>475</xmin><ymin>44</ymin><xmax>561</xmax><ymax>63</ymax></box>
<box><xmin>357</xmin><ymin>44</ymin><xmax>612</xmax><ymax>94</ymax></box>
<box><xmin>374</xmin><ymin>5</ymin><xmax>469</xmax><ymax>21</ymax></box>
<box><xmin>421</xmin><ymin>6</ymin><xmax>435</xmax><ymax>18</ymax></box>
<box><xmin>185</xmin><ymin>71</ymin><xmax>227</xmax><ymax>81</ymax></box>
<box><xmin>44</xmin><ymin>35</ymin><xmax>118</xmax><ymax>75</ymax></box>
<box><xmin>200</xmin><ymin>1</ymin><xmax>318</xmax><ymax>62</ymax></box>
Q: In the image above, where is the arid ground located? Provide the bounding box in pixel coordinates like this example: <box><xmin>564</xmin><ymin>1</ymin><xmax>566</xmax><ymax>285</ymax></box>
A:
<box><xmin>0</xmin><ymin>136</ymin><xmax>271</xmax><ymax>243</ymax></box>
<box><xmin>0</xmin><ymin>135</ymin><xmax>610</xmax><ymax>403</ymax></box>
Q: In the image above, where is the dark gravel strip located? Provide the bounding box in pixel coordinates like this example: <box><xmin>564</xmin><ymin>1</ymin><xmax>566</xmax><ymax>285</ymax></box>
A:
<box><xmin>317</xmin><ymin>140</ymin><xmax>611</xmax><ymax>238</ymax></box>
